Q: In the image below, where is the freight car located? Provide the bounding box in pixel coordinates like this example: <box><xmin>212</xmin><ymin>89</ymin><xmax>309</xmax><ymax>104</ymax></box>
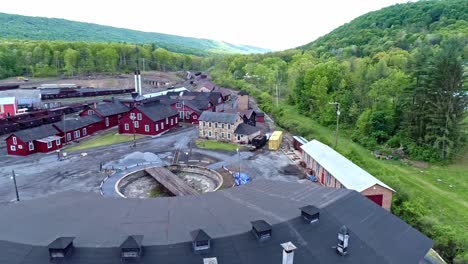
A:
<box><xmin>41</xmin><ymin>88</ymin><xmax>134</xmax><ymax>100</ymax></box>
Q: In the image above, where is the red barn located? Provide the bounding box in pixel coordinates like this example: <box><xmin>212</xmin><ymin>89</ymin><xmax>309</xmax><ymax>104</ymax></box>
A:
<box><xmin>5</xmin><ymin>124</ymin><xmax>63</xmax><ymax>156</ymax></box>
<box><xmin>53</xmin><ymin>115</ymin><xmax>103</xmax><ymax>143</ymax></box>
<box><xmin>171</xmin><ymin>101</ymin><xmax>203</xmax><ymax>124</ymax></box>
<box><xmin>119</xmin><ymin>103</ymin><xmax>179</xmax><ymax>136</ymax></box>
<box><xmin>0</xmin><ymin>97</ymin><xmax>17</xmax><ymax>118</ymax></box>
<box><xmin>80</xmin><ymin>101</ymin><xmax>129</xmax><ymax>130</ymax></box>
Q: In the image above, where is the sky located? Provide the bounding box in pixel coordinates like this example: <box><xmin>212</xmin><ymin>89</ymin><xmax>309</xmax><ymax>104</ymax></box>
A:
<box><xmin>0</xmin><ymin>0</ymin><xmax>411</xmax><ymax>51</ymax></box>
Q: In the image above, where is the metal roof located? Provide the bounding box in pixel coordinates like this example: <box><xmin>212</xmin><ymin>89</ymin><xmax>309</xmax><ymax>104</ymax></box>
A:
<box><xmin>300</xmin><ymin>140</ymin><xmax>395</xmax><ymax>192</ymax></box>
<box><xmin>8</xmin><ymin>124</ymin><xmax>59</xmax><ymax>142</ymax></box>
<box><xmin>53</xmin><ymin>115</ymin><xmax>102</xmax><ymax>132</ymax></box>
<box><xmin>199</xmin><ymin>111</ymin><xmax>239</xmax><ymax>124</ymax></box>
<box><xmin>0</xmin><ymin>180</ymin><xmax>431</xmax><ymax>264</ymax></box>
<box><xmin>136</xmin><ymin>104</ymin><xmax>178</xmax><ymax>122</ymax></box>
<box><xmin>94</xmin><ymin>102</ymin><xmax>129</xmax><ymax>117</ymax></box>
<box><xmin>234</xmin><ymin>124</ymin><xmax>261</xmax><ymax>135</ymax></box>
<box><xmin>0</xmin><ymin>97</ymin><xmax>16</xmax><ymax>105</ymax></box>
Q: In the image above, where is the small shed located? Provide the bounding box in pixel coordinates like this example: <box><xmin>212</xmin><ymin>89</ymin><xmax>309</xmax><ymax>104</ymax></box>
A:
<box><xmin>292</xmin><ymin>136</ymin><xmax>308</xmax><ymax>153</ymax></box>
<box><xmin>268</xmin><ymin>131</ymin><xmax>283</xmax><ymax>150</ymax></box>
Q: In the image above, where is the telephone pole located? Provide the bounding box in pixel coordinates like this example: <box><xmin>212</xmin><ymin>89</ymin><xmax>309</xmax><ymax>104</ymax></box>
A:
<box><xmin>11</xmin><ymin>170</ymin><xmax>20</xmax><ymax>202</ymax></box>
<box><xmin>329</xmin><ymin>102</ymin><xmax>340</xmax><ymax>148</ymax></box>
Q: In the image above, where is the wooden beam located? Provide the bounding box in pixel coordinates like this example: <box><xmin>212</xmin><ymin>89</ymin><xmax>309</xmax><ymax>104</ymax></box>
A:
<box><xmin>145</xmin><ymin>167</ymin><xmax>198</xmax><ymax>196</ymax></box>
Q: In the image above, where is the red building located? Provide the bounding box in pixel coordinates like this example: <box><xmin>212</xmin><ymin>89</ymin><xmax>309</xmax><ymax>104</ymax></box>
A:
<box><xmin>53</xmin><ymin>115</ymin><xmax>103</xmax><ymax>143</ymax></box>
<box><xmin>79</xmin><ymin>101</ymin><xmax>129</xmax><ymax>130</ymax></box>
<box><xmin>255</xmin><ymin>112</ymin><xmax>265</xmax><ymax>123</ymax></box>
<box><xmin>171</xmin><ymin>101</ymin><xmax>203</xmax><ymax>124</ymax></box>
<box><xmin>5</xmin><ymin>124</ymin><xmax>63</xmax><ymax>156</ymax></box>
<box><xmin>301</xmin><ymin>140</ymin><xmax>395</xmax><ymax>210</ymax></box>
<box><xmin>119</xmin><ymin>103</ymin><xmax>179</xmax><ymax>136</ymax></box>
<box><xmin>0</xmin><ymin>97</ymin><xmax>17</xmax><ymax>118</ymax></box>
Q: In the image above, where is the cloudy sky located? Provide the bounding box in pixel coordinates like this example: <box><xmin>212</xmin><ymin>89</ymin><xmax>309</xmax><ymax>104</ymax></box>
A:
<box><xmin>0</xmin><ymin>0</ymin><xmax>410</xmax><ymax>50</ymax></box>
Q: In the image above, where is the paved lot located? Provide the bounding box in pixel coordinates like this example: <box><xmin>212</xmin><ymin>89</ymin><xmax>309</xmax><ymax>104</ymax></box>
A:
<box><xmin>0</xmin><ymin>126</ymin><xmax>306</xmax><ymax>203</ymax></box>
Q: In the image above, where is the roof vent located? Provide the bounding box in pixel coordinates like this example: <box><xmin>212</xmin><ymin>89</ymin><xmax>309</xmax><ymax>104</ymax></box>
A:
<box><xmin>203</xmin><ymin>257</ymin><xmax>218</xmax><ymax>264</ymax></box>
<box><xmin>336</xmin><ymin>225</ymin><xmax>349</xmax><ymax>256</ymax></box>
<box><xmin>281</xmin><ymin>242</ymin><xmax>297</xmax><ymax>264</ymax></box>
<box><xmin>48</xmin><ymin>237</ymin><xmax>75</xmax><ymax>262</ymax></box>
<box><xmin>251</xmin><ymin>220</ymin><xmax>272</xmax><ymax>241</ymax></box>
<box><xmin>120</xmin><ymin>235</ymin><xmax>144</xmax><ymax>262</ymax></box>
<box><xmin>191</xmin><ymin>229</ymin><xmax>211</xmax><ymax>252</ymax></box>
<box><xmin>300</xmin><ymin>205</ymin><xmax>320</xmax><ymax>224</ymax></box>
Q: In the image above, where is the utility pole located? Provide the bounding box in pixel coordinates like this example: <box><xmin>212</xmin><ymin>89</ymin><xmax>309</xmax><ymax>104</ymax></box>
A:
<box><xmin>130</xmin><ymin>115</ymin><xmax>136</xmax><ymax>147</ymax></box>
<box><xmin>236</xmin><ymin>148</ymin><xmax>241</xmax><ymax>176</ymax></box>
<box><xmin>329</xmin><ymin>102</ymin><xmax>340</xmax><ymax>148</ymax></box>
<box><xmin>11</xmin><ymin>170</ymin><xmax>20</xmax><ymax>202</ymax></box>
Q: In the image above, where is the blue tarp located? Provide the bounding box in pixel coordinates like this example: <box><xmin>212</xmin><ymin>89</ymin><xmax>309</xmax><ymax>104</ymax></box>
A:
<box><xmin>233</xmin><ymin>172</ymin><xmax>251</xmax><ymax>186</ymax></box>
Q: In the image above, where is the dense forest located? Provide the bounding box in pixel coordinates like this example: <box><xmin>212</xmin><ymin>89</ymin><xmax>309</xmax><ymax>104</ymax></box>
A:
<box><xmin>0</xmin><ymin>40</ymin><xmax>207</xmax><ymax>78</ymax></box>
<box><xmin>0</xmin><ymin>13</ymin><xmax>270</xmax><ymax>56</ymax></box>
<box><xmin>206</xmin><ymin>1</ymin><xmax>467</xmax><ymax>262</ymax></box>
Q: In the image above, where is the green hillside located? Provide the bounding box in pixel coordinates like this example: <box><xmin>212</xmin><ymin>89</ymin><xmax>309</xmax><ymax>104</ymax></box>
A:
<box><xmin>0</xmin><ymin>12</ymin><xmax>270</xmax><ymax>56</ymax></box>
<box><xmin>207</xmin><ymin>0</ymin><xmax>467</xmax><ymax>262</ymax></box>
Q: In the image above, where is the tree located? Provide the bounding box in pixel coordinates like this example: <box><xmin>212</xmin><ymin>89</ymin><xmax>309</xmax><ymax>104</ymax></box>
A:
<box><xmin>63</xmin><ymin>48</ymin><xmax>79</xmax><ymax>76</ymax></box>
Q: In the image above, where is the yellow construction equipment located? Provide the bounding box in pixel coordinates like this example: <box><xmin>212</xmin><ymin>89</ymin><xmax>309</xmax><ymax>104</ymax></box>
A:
<box><xmin>268</xmin><ymin>131</ymin><xmax>283</xmax><ymax>150</ymax></box>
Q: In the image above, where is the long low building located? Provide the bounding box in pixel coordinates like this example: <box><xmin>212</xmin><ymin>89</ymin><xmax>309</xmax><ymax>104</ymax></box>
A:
<box><xmin>301</xmin><ymin>139</ymin><xmax>395</xmax><ymax>210</ymax></box>
<box><xmin>0</xmin><ymin>180</ymin><xmax>431</xmax><ymax>264</ymax></box>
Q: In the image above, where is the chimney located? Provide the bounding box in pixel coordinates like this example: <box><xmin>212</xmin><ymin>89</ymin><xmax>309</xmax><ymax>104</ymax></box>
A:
<box><xmin>93</xmin><ymin>102</ymin><xmax>97</xmax><ymax>110</ymax></box>
<box><xmin>190</xmin><ymin>229</ymin><xmax>211</xmax><ymax>252</ymax></box>
<box><xmin>203</xmin><ymin>257</ymin><xmax>218</xmax><ymax>264</ymax></box>
<box><xmin>137</xmin><ymin>70</ymin><xmax>142</xmax><ymax>96</ymax></box>
<box><xmin>120</xmin><ymin>235</ymin><xmax>144</xmax><ymax>262</ymax></box>
<box><xmin>300</xmin><ymin>205</ymin><xmax>319</xmax><ymax>224</ymax></box>
<box><xmin>281</xmin><ymin>242</ymin><xmax>297</xmax><ymax>264</ymax></box>
<box><xmin>48</xmin><ymin>237</ymin><xmax>75</xmax><ymax>263</ymax></box>
<box><xmin>251</xmin><ymin>220</ymin><xmax>272</xmax><ymax>241</ymax></box>
<box><xmin>134</xmin><ymin>70</ymin><xmax>138</xmax><ymax>94</ymax></box>
<box><xmin>336</xmin><ymin>225</ymin><xmax>349</xmax><ymax>256</ymax></box>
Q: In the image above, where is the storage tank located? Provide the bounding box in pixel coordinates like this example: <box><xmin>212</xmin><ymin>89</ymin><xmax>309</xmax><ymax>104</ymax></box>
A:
<box><xmin>268</xmin><ymin>131</ymin><xmax>283</xmax><ymax>150</ymax></box>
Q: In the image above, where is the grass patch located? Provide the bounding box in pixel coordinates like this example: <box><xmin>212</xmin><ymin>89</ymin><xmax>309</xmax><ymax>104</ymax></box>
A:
<box><xmin>65</xmin><ymin>129</ymin><xmax>145</xmax><ymax>152</ymax></box>
<box><xmin>275</xmin><ymin>104</ymin><xmax>468</xmax><ymax>248</ymax></box>
<box><xmin>148</xmin><ymin>187</ymin><xmax>164</xmax><ymax>197</ymax></box>
<box><xmin>195</xmin><ymin>139</ymin><xmax>240</xmax><ymax>152</ymax></box>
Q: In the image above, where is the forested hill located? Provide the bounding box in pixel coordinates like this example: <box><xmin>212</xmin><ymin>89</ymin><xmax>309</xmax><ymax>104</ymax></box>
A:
<box><xmin>0</xmin><ymin>12</ymin><xmax>270</xmax><ymax>56</ymax></box>
<box><xmin>300</xmin><ymin>0</ymin><xmax>467</xmax><ymax>56</ymax></box>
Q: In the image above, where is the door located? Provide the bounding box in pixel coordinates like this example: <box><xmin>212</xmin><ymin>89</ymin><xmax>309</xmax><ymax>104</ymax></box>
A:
<box><xmin>321</xmin><ymin>171</ymin><xmax>324</xmax><ymax>184</ymax></box>
<box><xmin>366</xmin><ymin>195</ymin><xmax>383</xmax><ymax>206</ymax></box>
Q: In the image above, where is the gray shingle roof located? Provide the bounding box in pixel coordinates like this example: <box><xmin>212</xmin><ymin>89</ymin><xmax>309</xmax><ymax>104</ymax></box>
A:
<box><xmin>0</xmin><ymin>180</ymin><xmax>432</xmax><ymax>264</ymax></box>
<box><xmin>53</xmin><ymin>115</ymin><xmax>102</xmax><ymax>132</ymax></box>
<box><xmin>234</xmin><ymin>123</ymin><xmax>261</xmax><ymax>135</ymax></box>
<box><xmin>10</xmin><ymin>124</ymin><xmax>60</xmax><ymax>142</ymax></box>
<box><xmin>199</xmin><ymin>111</ymin><xmax>239</xmax><ymax>124</ymax></box>
<box><xmin>94</xmin><ymin>102</ymin><xmax>129</xmax><ymax>117</ymax></box>
<box><xmin>136</xmin><ymin>104</ymin><xmax>178</xmax><ymax>122</ymax></box>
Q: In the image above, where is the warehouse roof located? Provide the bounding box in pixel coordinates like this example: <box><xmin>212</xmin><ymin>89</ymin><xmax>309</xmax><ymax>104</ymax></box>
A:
<box><xmin>136</xmin><ymin>104</ymin><xmax>178</xmax><ymax>122</ymax></box>
<box><xmin>199</xmin><ymin>111</ymin><xmax>239</xmax><ymax>124</ymax></box>
<box><xmin>0</xmin><ymin>180</ymin><xmax>430</xmax><ymax>264</ymax></box>
<box><xmin>53</xmin><ymin>115</ymin><xmax>102</xmax><ymax>132</ymax></box>
<box><xmin>301</xmin><ymin>140</ymin><xmax>395</xmax><ymax>192</ymax></box>
<box><xmin>94</xmin><ymin>101</ymin><xmax>128</xmax><ymax>117</ymax></box>
<box><xmin>8</xmin><ymin>124</ymin><xmax>59</xmax><ymax>142</ymax></box>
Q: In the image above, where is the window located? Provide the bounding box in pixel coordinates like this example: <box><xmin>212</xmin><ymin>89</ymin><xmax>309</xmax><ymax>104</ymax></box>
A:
<box><xmin>29</xmin><ymin>142</ymin><xmax>34</xmax><ymax>151</ymax></box>
<box><xmin>221</xmin><ymin>132</ymin><xmax>224</xmax><ymax>138</ymax></box>
<box><xmin>218</xmin><ymin>98</ymin><xmax>222</xmax><ymax>103</ymax></box>
<box><xmin>18</xmin><ymin>145</ymin><xmax>23</xmax><ymax>149</ymax></box>
<box><xmin>67</xmin><ymin>133</ymin><xmax>71</xmax><ymax>141</ymax></box>
<box><xmin>137</xmin><ymin>113</ymin><xmax>142</xmax><ymax>120</ymax></box>
<box><xmin>83</xmin><ymin>128</ymin><xmax>87</xmax><ymax>136</ymax></box>
<box><xmin>179</xmin><ymin>111</ymin><xmax>184</xmax><ymax>119</ymax></box>
<box><xmin>155</xmin><ymin>124</ymin><xmax>159</xmax><ymax>131</ymax></box>
<box><xmin>105</xmin><ymin>117</ymin><xmax>109</xmax><ymax>127</ymax></box>
<box><xmin>176</xmin><ymin>102</ymin><xmax>182</xmax><ymax>108</ymax></box>
<box><xmin>47</xmin><ymin>141</ymin><xmax>52</xmax><ymax>149</ymax></box>
<box><xmin>161</xmin><ymin>122</ymin><xmax>164</xmax><ymax>130</ymax></box>
<box><xmin>208</xmin><ymin>131</ymin><xmax>212</xmax><ymax>137</ymax></box>
<box><xmin>10</xmin><ymin>145</ymin><xmax>16</xmax><ymax>151</ymax></box>
<box><xmin>315</xmin><ymin>164</ymin><xmax>320</xmax><ymax>177</ymax></box>
<box><xmin>170</xmin><ymin>118</ymin><xmax>173</xmax><ymax>126</ymax></box>
<box><xmin>88</xmin><ymin>110</ymin><xmax>94</xmax><ymax>115</ymax></box>
<box><xmin>56</xmin><ymin>139</ymin><xmax>61</xmax><ymax>145</ymax></box>
<box><xmin>208</xmin><ymin>122</ymin><xmax>211</xmax><ymax>128</ymax></box>
<box><xmin>227</xmin><ymin>133</ymin><xmax>231</xmax><ymax>139</ymax></box>
<box><xmin>228</xmin><ymin>124</ymin><xmax>231</xmax><ymax>130</ymax></box>
<box><xmin>200</xmin><ymin>121</ymin><xmax>204</xmax><ymax>127</ymax></box>
<box><xmin>74</xmin><ymin>130</ymin><xmax>80</xmax><ymax>139</ymax></box>
<box><xmin>166</xmin><ymin>117</ymin><xmax>169</xmax><ymax>124</ymax></box>
<box><xmin>12</xmin><ymin>137</ymin><xmax>17</xmax><ymax>145</ymax></box>
<box><xmin>215</xmin><ymin>123</ymin><xmax>218</xmax><ymax>128</ymax></box>
<box><xmin>125</xmin><ymin>123</ymin><xmax>129</xmax><ymax>130</ymax></box>
<box><xmin>193</xmin><ymin>115</ymin><xmax>197</xmax><ymax>120</ymax></box>
<box><xmin>175</xmin><ymin>117</ymin><xmax>178</xmax><ymax>123</ymax></box>
<box><xmin>145</xmin><ymin>125</ymin><xmax>149</xmax><ymax>132</ymax></box>
<box><xmin>134</xmin><ymin>121</ymin><xmax>139</xmax><ymax>128</ymax></box>
<box><xmin>186</xmin><ymin>112</ymin><xmax>190</xmax><ymax>119</ymax></box>
<box><xmin>326</xmin><ymin>171</ymin><xmax>331</xmax><ymax>185</ymax></box>
<box><xmin>130</xmin><ymin>113</ymin><xmax>135</xmax><ymax>119</ymax></box>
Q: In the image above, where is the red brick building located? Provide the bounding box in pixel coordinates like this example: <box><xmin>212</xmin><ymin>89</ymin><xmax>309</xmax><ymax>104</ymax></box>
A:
<box><xmin>301</xmin><ymin>140</ymin><xmax>395</xmax><ymax>210</ymax></box>
<box><xmin>53</xmin><ymin>115</ymin><xmax>103</xmax><ymax>143</ymax></box>
<box><xmin>79</xmin><ymin>101</ymin><xmax>129</xmax><ymax>130</ymax></box>
<box><xmin>5</xmin><ymin>124</ymin><xmax>63</xmax><ymax>156</ymax></box>
<box><xmin>119</xmin><ymin>103</ymin><xmax>179</xmax><ymax>136</ymax></box>
<box><xmin>0</xmin><ymin>97</ymin><xmax>17</xmax><ymax>118</ymax></box>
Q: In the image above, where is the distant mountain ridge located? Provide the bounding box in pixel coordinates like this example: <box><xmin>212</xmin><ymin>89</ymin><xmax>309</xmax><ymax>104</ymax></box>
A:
<box><xmin>0</xmin><ymin>12</ymin><xmax>271</xmax><ymax>56</ymax></box>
